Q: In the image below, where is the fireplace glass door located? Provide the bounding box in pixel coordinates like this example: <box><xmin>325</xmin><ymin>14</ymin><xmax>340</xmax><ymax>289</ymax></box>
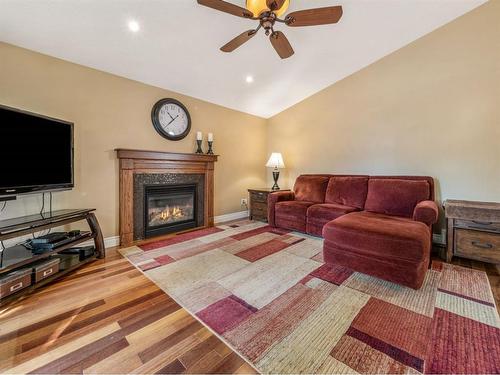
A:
<box><xmin>144</xmin><ymin>184</ymin><xmax>197</xmax><ymax>238</ymax></box>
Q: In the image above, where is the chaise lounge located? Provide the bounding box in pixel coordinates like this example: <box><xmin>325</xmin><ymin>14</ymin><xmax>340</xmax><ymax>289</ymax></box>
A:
<box><xmin>268</xmin><ymin>175</ymin><xmax>438</xmax><ymax>289</ymax></box>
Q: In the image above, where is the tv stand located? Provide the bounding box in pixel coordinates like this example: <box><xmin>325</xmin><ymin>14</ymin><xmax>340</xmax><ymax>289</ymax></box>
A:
<box><xmin>0</xmin><ymin>209</ymin><xmax>105</xmax><ymax>305</ymax></box>
<box><xmin>0</xmin><ymin>196</ymin><xmax>16</xmax><ymax>203</ymax></box>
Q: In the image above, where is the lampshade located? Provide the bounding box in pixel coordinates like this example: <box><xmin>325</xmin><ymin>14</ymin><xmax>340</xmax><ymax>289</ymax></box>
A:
<box><xmin>246</xmin><ymin>0</ymin><xmax>290</xmax><ymax>17</ymax></box>
<box><xmin>266</xmin><ymin>152</ymin><xmax>285</xmax><ymax>169</ymax></box>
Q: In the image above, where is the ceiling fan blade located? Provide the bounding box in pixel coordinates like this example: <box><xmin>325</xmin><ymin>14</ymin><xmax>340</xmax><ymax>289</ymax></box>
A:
<box><xmin>220</xmin><ymin>30</ymin><xmax>257</xmax><ymax>52</ymax></box>
<box><xmin>197</xmin><ymin>0</ymin><xmax>253</xmax><ymax>18</ymax></box>
<box><xmin>286</xmin><ymin>6</ymin><xmax>343</xmax><ymax>27</ymax></box>
<box><xmin>266</xmin><ymin>0</ymin><xmax>286</xmax><ymax>12</ymax></box>
<box><xmin>270</xmin><ymin>31</ymin><xmax>294</xmax><ymax>59</ymax></box>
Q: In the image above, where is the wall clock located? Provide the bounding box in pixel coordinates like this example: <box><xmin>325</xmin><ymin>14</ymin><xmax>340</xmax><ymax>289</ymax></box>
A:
<box><xmin>151</xmin><ymin>98</ymin><xmax>191</xmax><ymax>141</ymax></box>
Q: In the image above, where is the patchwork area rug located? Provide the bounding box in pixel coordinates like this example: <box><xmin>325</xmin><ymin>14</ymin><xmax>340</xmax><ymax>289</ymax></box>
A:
<box><xmin>120</xmin><ymin>220</ymin><xmax>500</xmax><ymax>374</ymax></box>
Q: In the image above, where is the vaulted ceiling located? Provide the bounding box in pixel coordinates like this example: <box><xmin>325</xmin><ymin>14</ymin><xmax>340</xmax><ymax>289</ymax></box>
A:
<box><xmin>0</xmin><ymin>0</ymin><xmax>487</xmax><ymax>118</ymax></box>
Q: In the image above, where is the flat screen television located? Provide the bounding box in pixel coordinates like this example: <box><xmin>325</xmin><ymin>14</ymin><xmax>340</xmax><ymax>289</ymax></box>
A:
<box><xmin>0</xmin><ymin>104</ymin><xmax>74</xmax><ymax>196</ymax></box>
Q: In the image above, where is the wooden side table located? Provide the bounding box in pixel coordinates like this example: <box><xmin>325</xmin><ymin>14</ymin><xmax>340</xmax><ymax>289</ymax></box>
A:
<box><xmin>444</xmin><ymin>200</ymin><xmax>500</xmax><ymax>263</ymax></box>
<box><xmin>248</xmin><ymin>188</ymin><xmax>290</xmax><ymax>222</ymax></box>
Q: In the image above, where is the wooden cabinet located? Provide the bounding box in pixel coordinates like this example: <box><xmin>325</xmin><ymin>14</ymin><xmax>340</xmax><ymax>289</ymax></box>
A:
<box><xmin>248</xmin><ymin>188</ymin><xmax>289</xmax><ymax>222</ymax></box>
<box><xmin>445</xmin><ymin>200</ymin><xmax>500</xmax><ymax>263</ymax></box>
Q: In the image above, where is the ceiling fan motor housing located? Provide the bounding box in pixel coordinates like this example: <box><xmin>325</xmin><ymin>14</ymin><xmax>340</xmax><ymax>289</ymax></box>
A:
<box><xmin>260</xmin><ymin>12</ymin><xmax>277</xmax><ymax>35</ymax></box>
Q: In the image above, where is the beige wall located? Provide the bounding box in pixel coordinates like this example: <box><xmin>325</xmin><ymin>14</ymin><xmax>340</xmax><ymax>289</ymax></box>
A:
<box><xmin>0</xmin><ymin>42</ymin><xmax>267</xmax><ymax>238</ymax></box>
<box><xmin>267</xmin><ymin>1</ymin><xmax>500</xmax><ymax>231</ymax></box>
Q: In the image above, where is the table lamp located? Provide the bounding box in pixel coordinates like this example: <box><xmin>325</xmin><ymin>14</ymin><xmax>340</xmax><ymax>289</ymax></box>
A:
<box><xmin>266</xmin><ymin>152</ymin><xmax>285</xmax><ymax>190</ymax></box>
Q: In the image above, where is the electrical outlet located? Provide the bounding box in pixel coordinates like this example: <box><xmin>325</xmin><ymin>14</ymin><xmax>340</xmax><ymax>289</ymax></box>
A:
<box><xmin>432</xmin><ymin>229</ymin><xmax>447</xmax><ymax>246</ymax></box>
<box><xmin>241</xmin><ymin>198</ymin><xmax>248</xmax><ymax>207</ymax></box>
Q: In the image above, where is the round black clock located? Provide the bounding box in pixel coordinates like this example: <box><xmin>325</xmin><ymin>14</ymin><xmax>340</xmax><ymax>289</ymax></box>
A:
<box><xmin>151</xmin><ymin>98</ymin><xmax>191</xmax><ymax>141</ymax></box>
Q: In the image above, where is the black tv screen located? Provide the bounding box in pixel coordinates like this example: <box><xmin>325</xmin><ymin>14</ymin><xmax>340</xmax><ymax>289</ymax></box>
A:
<box><xmin>0</xmin><ymin>105</ymin><xmax>74</xmax><ymax>196</ymax></box>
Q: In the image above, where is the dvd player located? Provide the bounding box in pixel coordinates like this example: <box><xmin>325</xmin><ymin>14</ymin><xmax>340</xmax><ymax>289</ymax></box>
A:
<box><xmin>31</xmin><ymin>232</ymin><xmax>68</xmax><ymax>245</ymax></box>
<box><xmin>30</xmin><ymin>231</ymin><xmax>90</xmax><ymax>254</ymax></box>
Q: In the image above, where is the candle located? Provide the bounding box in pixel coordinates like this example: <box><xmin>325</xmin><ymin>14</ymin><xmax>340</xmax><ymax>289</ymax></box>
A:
<box><xmin>196</xmin><ymin>131</ymin><xmax>203</xmax><ymax>141</ymax></box>
<box><xmin>208</xmin><ymin>133</ymin><xmax>213</xmax><ymax>142</ymax></box>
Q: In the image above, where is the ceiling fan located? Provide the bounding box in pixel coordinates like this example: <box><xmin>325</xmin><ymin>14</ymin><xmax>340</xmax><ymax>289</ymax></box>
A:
<box><xmin>197</xmin><ymin>0</ymin><xmax>343</xmax><ymax>59</ymax></box>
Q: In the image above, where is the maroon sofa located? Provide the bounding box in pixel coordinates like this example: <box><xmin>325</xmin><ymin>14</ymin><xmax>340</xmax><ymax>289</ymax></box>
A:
<box><xmin>268</xmin><ymin>175</ymin><xmax>438</xmax><ymax>289</ymax></box>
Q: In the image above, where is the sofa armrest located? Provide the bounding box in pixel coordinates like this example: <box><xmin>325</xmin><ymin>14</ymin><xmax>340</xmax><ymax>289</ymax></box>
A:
<box><xmin>413</xmin><ymin>200</ymin><xmax>439</xmax><ymax>226</ymax></box>
<box><xmin>267</xmin><ymin>191</ymin><xmax>295</xmax><ymax>227</ymax></box>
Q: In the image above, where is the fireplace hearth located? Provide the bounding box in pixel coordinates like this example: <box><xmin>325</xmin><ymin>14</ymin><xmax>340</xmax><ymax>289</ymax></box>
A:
<box><xmin>144</xmin><ymin>184</ymin><xmax>197</xmax><ymax>238</ymax></box>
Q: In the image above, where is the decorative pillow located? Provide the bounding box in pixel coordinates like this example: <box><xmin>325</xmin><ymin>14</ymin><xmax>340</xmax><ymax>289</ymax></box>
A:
<box><xmin>364</xmin><ymin>178</ymin><xmax>430</xmax><ymax>217</ymax></box>
<box><xmin>293</xmin><ymin>175</ymin><xmax>330</xmax><ymax>203</ymax></box>
<box><xmin>325</xmin><ymin>176</ymin><xmax>369</xmax><ymax>209</ymax></box>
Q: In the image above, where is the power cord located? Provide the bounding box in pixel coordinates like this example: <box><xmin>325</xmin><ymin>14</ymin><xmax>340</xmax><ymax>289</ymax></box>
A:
<box><xmin>0</xmin><ymin>202</ymin><xmax>4</xmax><ymax>263</ymax></box>
<box><xmin>39</xmin><ymin>192</ymin><xmax>54</xmax><ymax>237</ymax></box>
<box><xmin>40</xmin><ymin>192</ymin><xmax>45</xmax><ymax>215</ymax></box>
<box><xmin>0</xmin><ymin>240</ymin><xmax>4</xmax><ymax>267</ymax></box>
<box><xmin>0</xmin><ymin>201</ymin><xmax>7</xmax><ymax>267</ymax></box>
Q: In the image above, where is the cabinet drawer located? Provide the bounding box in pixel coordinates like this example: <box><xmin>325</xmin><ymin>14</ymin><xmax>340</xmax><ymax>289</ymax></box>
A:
<box><xmin>251</xmin><ymin>206</ymin><xmax>267</xmax><ymax>217</ymax></box>
<box><xmin>455</xmin><ymin>219</ymin><xmax>500</xmax><ymax>233</ymax></box>
<box><xmin>33</xmin><ymin>258</ymin><xmax>60</xmax><ymax>283</ymax></box>
<box><xmin>252</xmin><ymin>202</ymin><xmax>267</xmax><ymax>211</ymax></box>
<box><xmin>250</xmin><ymin>191</ymin><xmax>268</xmax><ymax>203</ymax></box>
<box><xmin>455</xmin><ymin>229</ymin><xmax>500</xmax><ymax>263</ymax></box>
<box><xmin>0</xmin><ymin>269</ymin><xmax>32</xmax><ymax>299</ymax></box>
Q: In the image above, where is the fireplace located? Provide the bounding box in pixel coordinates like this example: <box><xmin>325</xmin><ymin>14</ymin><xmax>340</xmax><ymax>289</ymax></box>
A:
<box><xmin>117</xmin><ymin>149</ymin><xmax>218</xmax><ymax>247</ymax></box>
<box><xmin>144</xmin><ymin>184</ymin><xmax>198</xmax><ymax>238</ymax></box>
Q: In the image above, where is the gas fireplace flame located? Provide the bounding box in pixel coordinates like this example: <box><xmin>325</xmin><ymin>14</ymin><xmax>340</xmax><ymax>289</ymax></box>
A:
<box><xmin>148</xmin><ymin>199</ymin><xmax>194</xmax><ymax>228</ymax></box>
<box><xmin>159</xmin><ymin>206</ymin><xmax>184</xmax><ymax>221</ymax></box>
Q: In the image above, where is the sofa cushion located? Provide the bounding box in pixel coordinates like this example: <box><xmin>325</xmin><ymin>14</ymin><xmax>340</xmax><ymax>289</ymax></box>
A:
<box><xmin>364</xmin><ymin>178</ymin><xmax>430</xmax><ymax>217</ymax></box>
<box><xmin>306</xmin><ymin>203</ymin><xmax>359</xmax><ymax>237</ymax></box>
<box><xmin>293</xmin><ymin>175</ymin><xmax>330</xmax><ymax>203</ymax></box>
<box><xmin>307</xmin><ymin>203</ymin><xmax>358</xmax><ymax>222</ymax></box>
<box><xmin>323</xmin><ymin>211</ymin><xmax>430</xmax><ymax>262</ymax></box>
<box><xmin>323</xmin><ymin>245</ymin><xmax>428</xmax><ymax>289</ymax></box>
<box><xmin>276</xmin><ymin>201</ymin><xmax>314</xmax><ymax>218</ymax></box>
<box><xmin>325</xmin><ymin>176</ymin><xmax>368</xmax><ymax>209</ymax></box>
<box><xmin>275</xmin><ymin>201</ymin><xmax>315</xmax><ymax>232</ymax></box>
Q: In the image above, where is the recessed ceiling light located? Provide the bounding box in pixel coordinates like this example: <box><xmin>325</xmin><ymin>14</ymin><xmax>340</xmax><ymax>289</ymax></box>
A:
<box><xmin>246</xmin><ymin>75</ymin><xmax>254</xmax><ymax>83</ymax></box>
<box><xmin>128</xmin><ymin>20</ymin><xmax>140</xmax><ymax>33</ymax></box>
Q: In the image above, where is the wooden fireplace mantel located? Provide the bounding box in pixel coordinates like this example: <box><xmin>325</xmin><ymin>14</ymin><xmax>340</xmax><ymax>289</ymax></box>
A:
<box><xmin>116</xmin><ymin>149</ymin><xmax>218</xmax><ymax>247</ymax></box>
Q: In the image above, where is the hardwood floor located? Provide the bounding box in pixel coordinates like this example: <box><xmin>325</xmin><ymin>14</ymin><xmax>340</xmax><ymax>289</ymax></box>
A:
<box><xmin>0</xmin><ymin>245</ymin><xmax>498</xmax><ymax>374</ymax></box>
<box><xmin>0</xmin><ymin>248</ymin><xmax>257</xmax><ymax>374</ymax></box>
<box><xmin>442</xmin><ymin>254</ymin><xmax>500</xmax><ymax>313</ymax></box>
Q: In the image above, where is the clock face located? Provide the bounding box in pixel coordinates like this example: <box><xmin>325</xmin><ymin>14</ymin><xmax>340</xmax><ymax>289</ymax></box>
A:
<box><xmin>152</xmin><ymin>99</ymin><xmax>191</xmax><ymax>141</ymax></box>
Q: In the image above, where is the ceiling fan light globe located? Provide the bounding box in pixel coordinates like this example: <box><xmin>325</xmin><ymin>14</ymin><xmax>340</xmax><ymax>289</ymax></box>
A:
<box><xmin>246</xmin><ymin>0</ymin><xmax>290</xmax><ymax>17</ymax></box>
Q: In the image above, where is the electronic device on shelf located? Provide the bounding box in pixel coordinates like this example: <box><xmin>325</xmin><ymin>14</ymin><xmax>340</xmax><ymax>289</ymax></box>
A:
<box><xmin>31</xmin><ymin>232</ymin><xmax>68</xmax><ymax>245</ymax></box>
<box><xmin>28</xmin><ymin>231</ymin><xmax>90</xmax><ymax>254</ymax></box>
<box><xmin>68</xmin><ymin>230</ymin><xmax>81</xmax><ymax>237</ymax></box>
<box><xmin>0</xmin><ymin>104</ymin><xmax>74</xmax><ymax>197</ymax></box>
<box><xmin>60</xmin><ymin>246</ymin><xmax>95</xmax><ymax>261</ymax></box>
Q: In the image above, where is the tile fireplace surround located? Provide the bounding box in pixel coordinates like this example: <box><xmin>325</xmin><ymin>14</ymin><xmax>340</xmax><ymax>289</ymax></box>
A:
<box><xmin>135</xmin><ymin>174</ymin><xmax>204</xmax><ymax>240</ymax></box>
<box><xmin>116</xmin><ymin>149</ymin><xmax>218</xmax><ymax>247</ymax></box>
